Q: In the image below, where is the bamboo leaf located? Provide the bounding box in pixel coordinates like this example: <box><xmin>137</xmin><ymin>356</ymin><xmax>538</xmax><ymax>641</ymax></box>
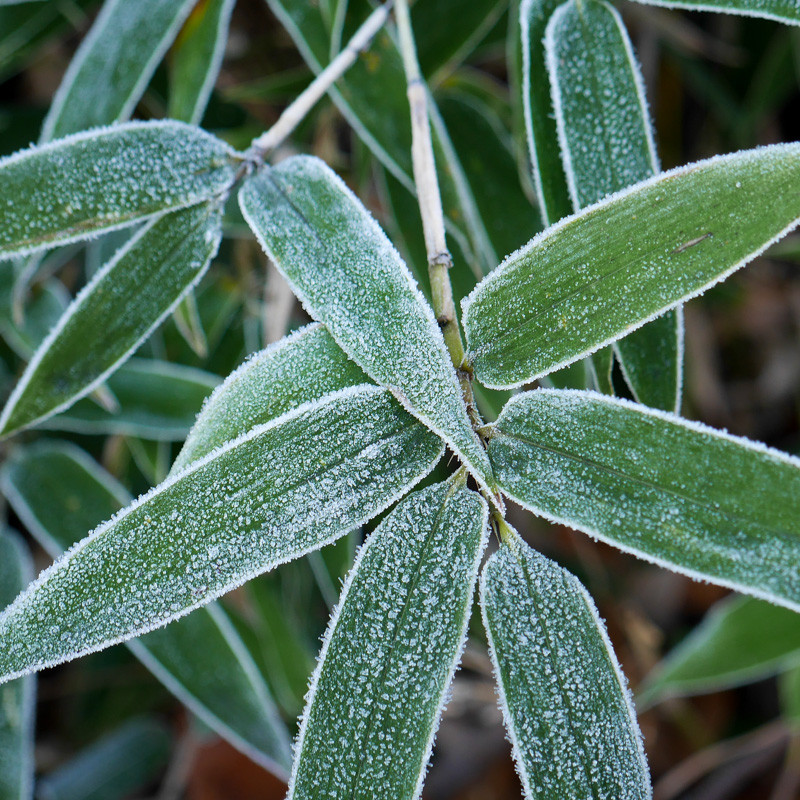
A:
<box><xmin>545</xmin><ymin>0</ymin><xmax>682</xmax><ymax>411</ymax></box>
<box><xmin>0</xmin><ymin>121</ymin><xmax>239</xmax><ymax>262</ymax></box>
<box><xmin>0</xmin><ymin>440</ymin><xmax>293</xmax><ymax>773</ymax></box>
<box><xmin>0</xmin><ymin>386</ymin><xmax>444</xmax><ymax>684</ymax></box>
<box><xmin>640</xmin><ymin>595</ymin><xmax>800</xmax><ymax>705</ymax></box>
<box><xmin>42</xmin><ymin>359</ymin><xmax>220</xmax><ymax>441</ymax></box>
<box><xmin>481</xmin><ymin>530</ymin><xmax>650</xmax><ymax>800</ymax></box>
<box><xmin>488</xmin><ymin>390</ymin><xmax>800</xmax><ymax>610</ymax></box>
<box><xmin>626</xmin><ymin>0</ymin><xmax>800</xmax><ymax>26</ymax></box>
<box><xmin>0</xmin><ymin>203</ymin><xmax>223</xmax><ymax>437</ymax></box>
<box><xmin>0</xmin><ymin>529</ymin><xmax>34</xmax><ymax>800</ymax></box>
<box><xmin>288</xmin><ymin>477</ymin><xmax>488</xmax><ymax>799</ymax></box>
<box><xmin>41</xmin><ymin>0</ymin><xmax>196</xmax><ymax>141</ymax></box>
<box><xmin>240</xmin><ymin>158</ymin><xmax>495</xmax><ymax>494</ymax></box>
<box><xmin>172</xmin><ymin>323</ymin><xmax>368</xmax><ymax>474</ymax></box>
<box><xmin>168</xmin><ymin>0</ymin><xmax>237</xmax><ymax>125</ymax></box>
<box><xmin>463</xmin><ymin>143</ymin><xmax>800</xmax><ymax>389</ymax></box>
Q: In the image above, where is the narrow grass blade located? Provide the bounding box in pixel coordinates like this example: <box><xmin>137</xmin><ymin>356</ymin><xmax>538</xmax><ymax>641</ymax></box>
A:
<box><xmin>42</xmin><ymin>359</ymin><xmax>220</xmax><ymax>442</ymax></box>
<box><xmin>240</xmin><ymin>158</ymin><xmax>495</xmax><ymax>494</ymax></box>
<box><xmin>626</xmin><ymin>0</ymin><xmax>800</xmax><ymax>26</ymax></box>
<box><xmin>0</xmin><ymin>530</ymin><xmax>34</xmax><ymax>800</ymax></box>
<box><xmin>463</xmin><ymin>143</ymin><xmax>800</xmax><ymax>389</ymax></box>
<box><xmin>0</xmin><ymin>121</ymin><xmax>239</xmax><ymax>261</ymax></box>
<box><xmin>545</xmin><ymin>0</ymin><xmax>681</xmax><ymax>411</ymax></box>
<box><xmin>41</xmin><ymin>0</ymin><xmax>196</xmax><ymax>141</ymax></box>
<box><xmin>0</xmin><ymin>203</ymin><xmax>223</xmax><ymax>437</ymax></box>
<box><xmin>0</xmin><ymin>440</ymin><xmax>293</xmax><ymax>773</ymax></box>
<box><xmin>288</xmin><ymin>477</ymin><xmax>488</xmax><ymax>799</ymax></box>
<box><xmin>0</xmin><ymin>386</ymin><xmax>444</xmax><ymax>684</ymax></box>
<box><xmin>640</xmin><ymin>595</ymin><xmax>800</xmax><ymax>705</ymax></box>
<box><xmin>488</xmin><ymin>389</ymin><xmax>800</xmax><ymax>610</ymax></box>
<box><xmin>172</xmin><ymin>323</ymin><xmax>368</xmax><ymax>474</ymax></box>
<box><xmin>168</xmin><ymin>0</ymin><xmax>236</xmax><ymax>125</ymax></box>
<box><xmin>481</xmin><ymin>530</ymin><xmax>650</xmax><ymax>800</ymax></box>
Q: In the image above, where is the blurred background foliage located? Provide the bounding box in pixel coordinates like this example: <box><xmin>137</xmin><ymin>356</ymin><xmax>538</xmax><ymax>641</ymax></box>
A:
<box><xmin>0</xmin><ymin>1</ymin><xmax>799</xmax><ymax>798</ymax></box>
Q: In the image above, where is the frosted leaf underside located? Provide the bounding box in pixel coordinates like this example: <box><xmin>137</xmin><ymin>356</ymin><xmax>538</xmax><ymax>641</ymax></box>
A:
<box><xmin>0</xmin><ymin>121</ymin><xmax>238</xmax><ymax>261</ymax></box>
<box><xmin>0</xmin><ymin>386</ymin><xmax>444</xmax><ymax>684</ymax></box>
<box><xmin>463</xmin><ymin>143</ymin><xmax>800</xmax><ymax>389</ymax></box>
<box><xmin>625</xmin><ymin>0</ymin><xmax>800</xmax><ymax>25</ymax></box>
<box><xmin>0</xmin><ymin>203</ymin><xmax>223</xmax><ymax>437</ymax></box>
<box><xmin>172</xmin><ymin>324</ymin><xmax>368</xmax><ymax>474</ymax></box>
<box><xmin>489</xmin><ymin>390</ymin><xmax>800</xmax><ymax>608</ymax></box>
<box><xmin>0</xmin><ymin>441</ymin><xmax>292</xmax><ymax>772</ymax></box>
<box><xmin>481</xmin><ymin>532</ymin><xmax>650</xmax><ymax>800</ymax></box>
<box><xmin>41</xmin><ymin>0</ymin><xmax>196</xmax><ymax>141</ymax></box>
<box><xmin>0</xmin><ymin>530</ymin><xmax>34</xmax><ymax>800</ymax></box>
<box><xmin>289</xmin><ymin>478</ymin><xmax>488</xmax><ymax>800</ymax></box>
<box><xmin>240</xmin><ymin>158</ymin><xmax>494</xmax><ymax>492</ymax></box>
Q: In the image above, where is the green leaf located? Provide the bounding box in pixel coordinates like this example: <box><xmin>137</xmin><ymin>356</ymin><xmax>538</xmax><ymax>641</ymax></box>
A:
<box><xmin>42</xmin><ymin>359</ymin><xmax>220</xmax><ymax>441</ymax></box>
<box><xmin>480</xmin><ymin>530</ymin><xmax>650</xmax><ymax>800</ymax></box>
<box><xmin>463</xmin><ymin>143</ymin><xmax>800</xmax><ymax>389</ymax></box>
<box><xmin>172</xmin><ymin>323</ymin><xmax>368</xmax><ymax>474</ymax></box>
<box><xmin>168</xmin><ymin>0</ymin><xmax>236</xmax><ymax>125</ymax></box>
<box><xmin>640</xmin><ymin>595</ymin><xmax>800</xmax><ymax>705</ymax></box>
<box><xmin>626</xmin><ymin>0</ymin><xmax>800</xmax><ymax>26</ymax></box>
<box><xmin>0</xmin><ymin>440</ymin><xmax>293</xmax><ymax>773</ymax></box>
<box><xmin>240</xmin><ymin>158</ymin><xmax>495</xmax><ymax>494</ymax></box>
<box><xmin>780</xmin><ymin>665</ymin><xmax>800</xmax><ymax>726</ymax></box>
<box><xmin>35</xmin><ymin>717</ymin><xmax>171</xmax><ymax>800</ymax></box>
<box><xmin>288</xmin><ymin>477</ymin><xmax>488</xmax><ymax>799</ymax></box>
<box><xmin>0</xmin><ymin>202</ymin><xmax>223</xmax><ymax>437</ymax></box>
<box><xmin>0</xmin><ymin>529</ymin><xmax>34</xmax><ymax>800</ymax></box>
<box><xmin>488</xmin><ymin>390</ymin><xmax>800</xmax><ymax>610</ymax></box>
<box><xmin>545</xmin><ymin>0</ymin><xmax>682</xmax><ymax>411</ymax></box>
<box><xmin>41</xmin><ymin>0</ymin><xmax>196</xmax><ymax>141</ymax></box>
<box><xmin>0</xmin><ymin>386</ymin><xmax>444</xmax><ymax>684</ymax></box>
<box><xmin>0</xmin><ymin>279</ymin><xmax>68</xmax><ymax>358</ymax></box>
<box><xmin>520</xmin><ymin>0</ymin><xmax>573</xmax><ymax>225</ymax></box>
<box><xmin>0</xmin><ymin>121</ymin><xmax>238</xmax><ymax>262</ymax></box>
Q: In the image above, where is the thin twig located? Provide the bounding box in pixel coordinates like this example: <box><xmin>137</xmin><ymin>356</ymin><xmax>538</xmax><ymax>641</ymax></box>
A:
<box><xmin>249</xmin><ymin>2</ymin><xmax>393</xmax><ymax>158</ymax></box>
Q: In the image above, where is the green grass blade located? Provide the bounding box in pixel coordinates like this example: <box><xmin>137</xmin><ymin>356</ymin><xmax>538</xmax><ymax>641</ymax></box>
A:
<box><xmin>172</xmin><ymin>323</ymin><xmax>368</xmax><ymax>473</ymax></box>
<box><xmin>0</xmin><ymin>529</ymin><xmax>34</xmax><ymax>800</ymax></box>
<box><xmin>481</xmin><ymin>530</ymin><xmax>650</xmax><ymax>800</ymax></box>
<box><xmin>240</xmin><ymin>158</ymin><xmax>495</xmax><ymax>494</ymax></box>
<box><xmin>545</xmin><ymin>0</ymin><xmax>681</xmax><ymax>411</ymax></box>
<box><xmin>0</xmin><ymin>121</ymin><xmax>239</xmax><ymax>261</ymax></box>
<box><xmin>0</xmin><ymin>440</ymin><xmax>293</xmax><ymax>773</ymax></box>
<box><xmin>288</xmin><ymin>477</ymin><xmax>488</xmax><ymax>799</ymax></box>
<box><xmin>0</xmin><ymin>386</ymin><xmax>444</xmax><ymax>685</ymax></box>
<box><xmin>626</xmin><ymin>0</ymin><xmax>800</xmax><ymax>26</ymax></box>
<box><xmin>168</xmin><ymin>0</ymin><xmax>236</xmax><ymax>125</ymax></box>
<box><xmin>463</xmin><ymin>143</ymin><xmax>800</xmax><ymax>389</ymax></box>
<box><xmin>0</xmin><ymin>203</ymin><xmax>223</xmax><ymax>437</ymax></box>
<box><xmin>488</xmin><ymin>389</ymin><xmax>800</xmax><ymax>610</ymax></box>
<box><xmin>640</xmin><ymin>595</ymin><xmax>800</xmax><ymax>705</ymax></box>
<box><xmin>41</xmin><ymin>0</ymin><xmax>196</xmax><ymax>141</ymax></box>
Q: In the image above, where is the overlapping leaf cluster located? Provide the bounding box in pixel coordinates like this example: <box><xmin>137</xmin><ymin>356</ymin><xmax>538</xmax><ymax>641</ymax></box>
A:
<box><xmin>0</xmin><ymin>0</ymin><xmax>799</xmax><ymax>797</ymax></box>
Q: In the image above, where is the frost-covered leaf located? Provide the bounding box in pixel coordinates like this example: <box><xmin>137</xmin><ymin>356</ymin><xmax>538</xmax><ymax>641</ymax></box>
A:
<box><xmin>288</xmin><ymin>477</ymin><xmax>488</xmax><ymax>800</ymax></box>
<box><xmin>520</xmin><ymin>0</ymin><xmax>573</xmax><ymax>225</ymax></box>
<box><xmin>240</xmin><ymin>158</ymin><xmax>494</xmax><ymax>494</ymax></box>
<box><xmin>488</xmin><ymin>390</ymin><xmax>800</xmax><ymax>610</ymax></box>
<box><xmin>0</xmin><ymin>440</ymin><xmax>293</xmax><ymax>773</ymax></box>
<box><xmin>0</xmin><ymin>121</ymin><xmax>239</xmax><ymax>262</ymax></box>
<box><xmin>640</xmin><ymin>595</ymin><xmax>800</xmax><ymax>705</ymax></box>
<box><xmin>463</xmin><ymin>143</ymin><xmax>800</xmax><ymax>389</ymax></box>
<box><xmin>168</xmin><ymin>0</ymin><xmax>236</xmax><ymax>125</ymax></box>
<box><xmin>0</xmin><ymin>529</ymin><xmax>34</xmax><ymax>800</ymax></box>
<box><xmin>626</xmin><ymin>0</ymin><xmax>800</xmax><ymax>26</ymax></box>
<box><xmin>172</xmin><ymin>323</ymin><xmax>368</xmax><ymax>474</ymax></box>
<box><xmin>0</xmin><ymin>386</ymin><xmax>444</xmax><ymax>684</ymax></box>
<box><xmin>41</xmin><ymin>0</ymin><xmax>196</xmax><ymax>141</ymax></box>
<box><xmin>42</xmin><ymin>359</ymin><xmax>220</xmax><ymax>441</ymax></box>
<box><xmin>0</xmin><ymin>203</ymin><xmax>223</xmax><ymax>437</ymax></box>
<box><xmin>35</xmin><ymin>717</ymin><xmax>171</xmax><ymax>800</ymax></box>
<box><xmin>545</xmin><ymin>0</ymin><xmax>681</xmax><ymax>411</ymax></box>
<box><xmin>480</xmin><ymin>530</ymin><xmax>650</xmax><ymax>800</ymax></box>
